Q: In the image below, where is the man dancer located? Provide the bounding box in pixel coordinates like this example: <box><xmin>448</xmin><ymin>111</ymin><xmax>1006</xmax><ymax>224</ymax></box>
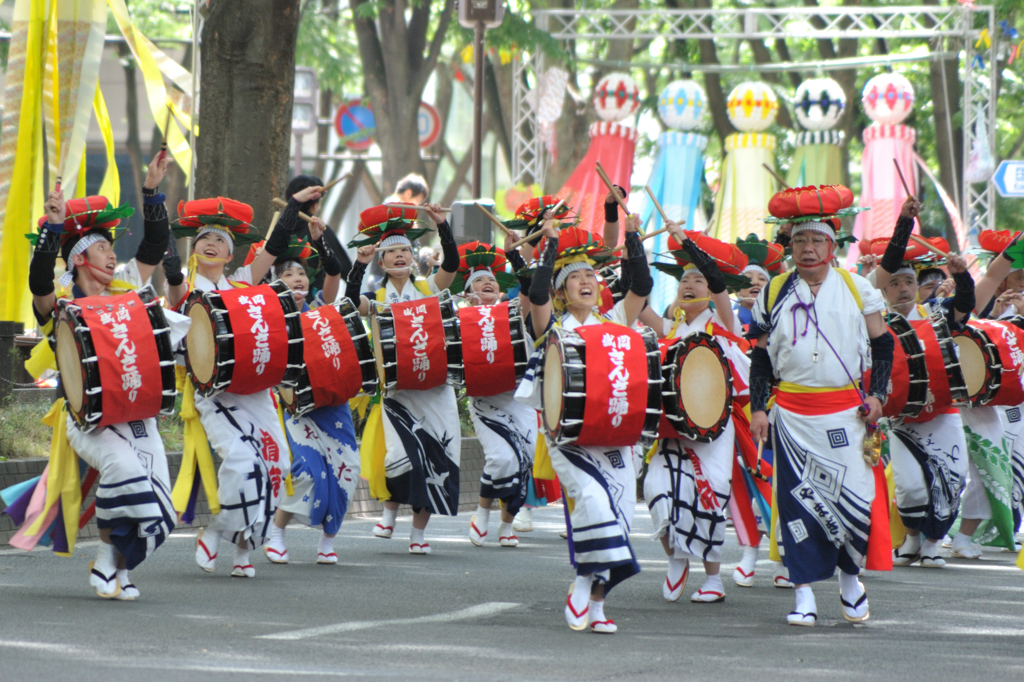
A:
<box><xmin>749</xmin><ymin>210</ymin><xmax>893</xmax><ymax>626</ymax></box>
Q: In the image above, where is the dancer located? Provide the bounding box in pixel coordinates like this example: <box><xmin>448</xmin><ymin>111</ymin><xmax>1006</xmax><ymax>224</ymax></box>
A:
<box><xmin>517</xmin><ymin>209</ymin><xmax>652</xmax><ymax>634</ymax></box>
<box><xmin>872</xmin><ymin>198</ymin><xmax>973</xmax><ymax>567</ymax></box>
<box><xmin>345</xmin><ymin>203</ymin><xmax>460</xmax><ymax>554</ymax></box>
<box><xmin>19</xmin><ymin>153</ymin><xmax>178</xmax><ymax>599</ymax></box>
<box><xmin>167</xmin><ymin>188</ymin><xmax>317</xmax><ymax>578</ymax></box>
<box><xmin>643</xmin><ymin>222</ymin><xmax>749</xmax><ymax>603</ymax></box>
<box><xmin>749</xmin><ymin>193</ymin><xmax>893</xmax><ymax>626</ymax></box>
<box><xmin>449</xmin><ymin>242</ymin><xmax>538</xmax><ymax>548</ymax></box>
<box><xmin>252</xmin><ymin>217</ymin><xmax>359</xmax><ymax>565</ymax></box>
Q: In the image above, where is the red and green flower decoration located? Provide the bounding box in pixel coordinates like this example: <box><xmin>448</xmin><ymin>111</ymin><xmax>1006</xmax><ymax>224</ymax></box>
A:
<box><xmin>172</xmin><ymin>197</ymin><xmax>261</xmax><ymax>245</ymax></box>
<box><xmin>448</xmin><ymin>241</ymin><xmax>516</xmax><ymax>293</ymax></box>
<box><xmin>502</xmin><ymin>194</ymin><xmax>574</xmax><ymax>233</ymax></box>
<box><xmin>764</xmin><ymin>184</ymin><xmax>863</xmax><ymax>247</ymax></box>
<box><xmin>654</xmin><ymin>231</ymin><xmax>752</xmax><ymax>291</ymax></box>
<box><xmin>734</xmin><ymin>233</ymin><xmax>786</xmax><ymax>273</ymax></box>
<box><xmin>347</xmin><ymin>205</ymin><xmax>430</xmax><ymax>249</ymax></box>
<box><xmin>976</xmin><ymin>229</ymin><xmax>1024</xmax><ymax>269</ymax></box>
<box><xmin>27</xmin><ymin>195</ymin><xmax>134</xmax><ymax>245</ymax></box>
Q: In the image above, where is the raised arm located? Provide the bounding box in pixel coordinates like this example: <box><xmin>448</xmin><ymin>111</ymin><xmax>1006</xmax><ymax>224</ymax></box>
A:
<box><xmin>975</xmin><ymin>233</ymin><xmax>1021</xmax><ymax>313</ymax></box>
<box><xmin>309</xmin><ymin>216</ymin><xmax>341</xmax><ymax>304</ymax></box>
<box><xmin>873</xmin><ymin>196</ymin><xmax>919</xmax><ymax>292</ymax></box>
<box><xmin>602</xmin><ymin>185</ymin><xmax>626</xmax><ymax>248</ymax></box>
<box><xmin>345</xmin><ymin>245</ymin><xmax>375</xmax><ymax>317</ymax></box>
<box><xmin>134</xmin><ymin>151</ymin><xmax>174</xmax><ymax>284</ymax></box>
<box><xmin>426</xmin><ymin>203</ymin><xmax>459</xmax><ymax>291</ymax></box>
<box><xmin>29</xmin><ymin>189</ymin><xmax>65</xmax><ymax>321</ymax></box>
<box><xmin>528</xmin><ymin>216</ymin><xmax>559</xmax><ymax>339</ymax></box>
<box><xmin>668</xmin><ymin>221</ymin><xmax>733</xmax><ymax>333</ymax></box>
<box><xmin>621</xmin><ymin>213</ymin><xmax>652</xmax><ymax>328</ymax></box>
<box><xmin>253</xmin><ymin>185</ymin><xmax>323</xmax><ymax>284</ymax></box>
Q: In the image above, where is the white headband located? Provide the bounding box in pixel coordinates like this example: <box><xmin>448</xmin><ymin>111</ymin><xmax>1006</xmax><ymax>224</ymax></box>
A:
<box><xmin>464</xmin><ymin>267</ymin><xmax>495</xmax><ymax>292</ymax></box>
<box><xmin>742</xmin><ymin>263</ymin><xmax>769</xmax><ymax>280</ymax></box>
<box><xmin>790</xmin><ymin>221</ymin><xmax>836</xmax><ymax>241</ymax></box>
<box><xmin>196</xmin><ymin>226</ymin><xmax>235</xmax><ymax>254</ymax></box>
<box><xmin>893</xmin><ymin>266</ymin><xmax>916</xmax><ymax>279</ymax></box>
<box><xmin>554</xmin><ymin>261</ymin><xmax>594</xmax><ymax>290</ymax></box>
<box><xmin>59</xmin><ymin>233</ymin><xmax>108</xmax><ymax>288</ymax></box>
<box><xmin>378</xmin><ymin>234</ymin><xmax>412</xmax><ymax>251</ymax></box>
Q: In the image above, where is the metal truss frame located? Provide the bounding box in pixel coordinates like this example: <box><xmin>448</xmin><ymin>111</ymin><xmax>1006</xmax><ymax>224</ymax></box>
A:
<box><xmin>512</xmin><ymin>5</ymin><xmax>997</xmax><ymax>235</ymax></box>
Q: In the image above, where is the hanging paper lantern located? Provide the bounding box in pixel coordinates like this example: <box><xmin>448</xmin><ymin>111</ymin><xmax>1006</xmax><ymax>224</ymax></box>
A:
<box><xmin>726</xmin><ymin>81</ymin><xmax>779</xmax><ymax>132</ymax></box>
<box><xmin>657</xmin><ymin>80</ymin><xmax>706</xmax><ymax>131</ymax></box>
<box><xmin>862</xmin><ymin>72</ymin><xmax>915</xmax><ymax>125</ymax></box>
<box><xmin>793</xmin><ymin>77</ymin><xmax>846</xmax><ymax>131</ymax></box>
<box><xmin>593</xmin><ymin>72</ymin><xmax>641</xmax><ymax>123</ymax></box>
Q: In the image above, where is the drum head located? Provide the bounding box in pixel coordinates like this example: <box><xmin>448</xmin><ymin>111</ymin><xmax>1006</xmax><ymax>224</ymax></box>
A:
<box><xmin>542</xmin><ymin>347</ymin><xmax>564</xmax><ymax>434</ymax></box>
<box><xmin>371</xmin><ymin>313</ymin><xmax>385</xmax><ymax>387</ymax></box>
<box><xmin>678</xmin><ymin>346</ymin><xmax>728</xmax><ymax>429</ymax></box>
<box><xmin>187</xmin><ymin>304</ymin><xmax>217</xmax><ymax>385</ymax></box>
<box><xmin>56</xmin><ymin>319</ymin><xmax>84</xmax><ymax>414</ymax></box>
<box><xmin>953</xmin><ymin>336</ymin><xmax>987</xmax><ymax>398</ymax></box>
<box><xmin>278</xmin><ymin>386</ymin><xmax>295</xmax><ymax>409</ymax></box>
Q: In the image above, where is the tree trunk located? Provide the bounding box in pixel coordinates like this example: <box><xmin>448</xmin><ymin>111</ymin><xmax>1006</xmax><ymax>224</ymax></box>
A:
<box><xmin>195</xmin><ymin>0</ymin><xmax>302</xmax><ymax>245</ymax></box>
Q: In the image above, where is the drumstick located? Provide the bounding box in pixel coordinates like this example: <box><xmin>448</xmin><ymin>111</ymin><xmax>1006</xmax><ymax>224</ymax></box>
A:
<box><xmin>893</xmin><ymin>158</ymin><xmax>914</xmax><ymax>198</ymax></box>
<box><xmin>385</xmin><ymin>202</ymin><xmax>452</xmax><ymax>213</ymax></box>
<box><xmin>508</xmin><ymin>198</ymin><xmax>569</xmax><ymax>250</ymax></box>
<box><xmin>754</xmin><ymin>439</ymin><xmax>764</xmax><ymax>476</ymax></box>
<box><xmin>595</xmin><ymin>161</ymin><xmax>631</xmax><ymax>216</ymax></box>
<box><xmin>644</xmin><ymin>186</ymin><xmax>685</xmax><ymax>228</ymax></box>
<box><xmin>271</xmin><ymin>196</ymin><xmax>314</xmax><ymax>224</ymax></box>
<box><xmin>908</xmin><ymin>233</ymin><xmax>950</xmax><ymax>259</ymax></box>
<box><xmin>264</xmin><ymin>210</ymin><xmax>281</xmax><ymax>242</ymax></box>
<box><xmin>762</xmin><ymin>164</ymin><xmax>790</xmax><ymax>189</ymax></box>
<box><xmin>159</xmin><ymin>104</ymin><xmax>172</xmax><ymax>161</ymax></box>
<box><xmin>603</xmin><ymin>227</ymin><xmax>673</xmax><ymax>255</ymax></box>
<box><xmin>320</xmin><ymin>173</ymin><xmax>350</xmax><ymax>193</ymax></box>
<box><xmin>475</xmin><ymin>203</ymin><xmax>512</xmax><ymax>237</ymax></box>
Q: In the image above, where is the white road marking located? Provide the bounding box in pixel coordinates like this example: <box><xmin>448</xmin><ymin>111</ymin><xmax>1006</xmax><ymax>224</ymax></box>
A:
<box><xmin>258</xmin><ymin>601</ymin><xmax>520</xmax><ymax>641</ymax></box>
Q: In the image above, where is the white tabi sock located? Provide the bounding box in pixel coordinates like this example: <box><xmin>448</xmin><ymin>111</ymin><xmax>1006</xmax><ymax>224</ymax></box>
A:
<box><xmin>588</xmin><ymin>598</ymin><xmax>607</xmax><ymax>623</ymax></box>
<box><xmin>318</xmin><ymin>535</ymin><xmax>335</xmax><ymax>556</ymax></box>
<box><xmin>269</xmin><ymin>524</ymin><xmax>286</xmax><ymax>545</ymax></box>
<box><xmin>838</xmin><ymin>569</ymin><xmax>863</xmax><ymax>600</ymax></box>
<box><xmin>899</xmin><ymin>533</ymin><xmax>921</xmax><ymax>555</ymax></box>
<box><xmin>571</xmin><ymin>574</ymin><xmax>593</xmax><ymax>614</ymax></box>
<box><xmin>234</xmin><ymin>546</ymin><xmax>251</xmax><ymax>567</ymax></box>
<box><xmin>701</xmin><ymin>572</ymin><xmax>724</xmax><ymax>593</ymax></box>
<box><xmin>381</xmin><ymin>507</ymin><xmax>398</xmax><ymax>529</ymax></box>
<box><xmin>739</xmin><ymin>545</ymin><xmax>759</xmax><ymax>574</ymax></box>
<box><xmin>921</xmin><ymin>538</ymin><xmax>940</xmax><ymax>557</ymax></box>
<box><xmin>667</xmin><ymin>555</ymin><xmax>688</xmax><ymax>584</ymax></box>
<box><xmin>474</xmin><ymin>505</ymin><xmax>491</xmax><ymax>531</ymax></box>
<box><xmin>95</xmin><ymin>542</ymin><xmax>116</xmax><ymax>576</ymax></box>
<box><xmin>410</xmin><ymin>526</ymin><xmax>426</xmax><ymax>546</ymax></box>
<box><xmin>952</xmin><ymin>532</ymin><xmax>974</xmax><ymax>548</ymax></box>
<box><xmin>794</xmin><ymin>585</ymin><xmax>816</xmax><ymax>614</ymax></box>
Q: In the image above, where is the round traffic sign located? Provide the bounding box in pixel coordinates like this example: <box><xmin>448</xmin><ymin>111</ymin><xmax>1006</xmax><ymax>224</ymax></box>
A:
<box><xmin>334</xmin><ymin>99</ymin><xmax>376</xmax><ymax>151</ymax></box>
<box><xmin>418</xmin><ymin>102</ymin><xmax>442</xmax><ymax>149</ymax></box>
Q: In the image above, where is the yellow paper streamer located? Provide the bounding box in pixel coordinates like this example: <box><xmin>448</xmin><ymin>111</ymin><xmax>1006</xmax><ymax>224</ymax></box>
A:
<box><xmin>170</xmin><ymin>371</ymin><xmax>221</xmax><ymax>516</ymax></box>
<box><xmin>24</xmin><ymin>399</ymin><xmax>83</xmax><ymax>558</ymax></box>
<box><xmin>359</xmin><ymin>402</ymin><xmax>391</xmax><ymax>502</ymax></box>
<box><xmin>93</xmin><ymin>84</ymin><xmax>120</xmax><ymax>204</ymax></box>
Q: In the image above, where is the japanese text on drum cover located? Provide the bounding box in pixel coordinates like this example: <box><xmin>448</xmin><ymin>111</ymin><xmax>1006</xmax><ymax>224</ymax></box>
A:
<box><xmin>603</xmin><ymin>332</ymin><xmax>632</xmax><ymax>427</ymax></box>
<box><xmin>403</xmin><ymin>303</ymin><xmax>431</xmax><ymax>380</ymax></box>
<box><xmin>238</xmin><ymin>293</ymin><xmax>271</xmax><ymax>374</ymax></box>
<box><xmin>97</xmin><ymin>305</ymin><xmax>143</xmax><ymax>401</ymax></box>
<box><xmin>309</xmin><ymin>309</ymin><xmax>343</xmax><ymax>369</ymax></box>
<box><xmin>477</xmin><ymin>306</ymin><xmax>498</xmax><ymax>362</ymax></box>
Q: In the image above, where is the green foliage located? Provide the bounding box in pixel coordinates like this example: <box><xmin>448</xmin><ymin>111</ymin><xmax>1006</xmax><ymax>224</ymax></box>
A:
<box><xmin>0</xmin><ymin>398</ymin><xmax>52</xmax><ymax>461</ymax></box>
<box><xmin>295</xmin><ymin>3</ymin><xmax>363</xmax><ymax>96</ymax></box>
<box><xmin>113</xmin><ymin>0</ymin><xmax>193</xmax><ymax>40</ymax></box>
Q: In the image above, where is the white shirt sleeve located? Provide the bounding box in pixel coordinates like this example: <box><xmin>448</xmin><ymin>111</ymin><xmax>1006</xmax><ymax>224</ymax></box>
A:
<box><xmin>853</xmin><ymin>272</ymin><xmax>886</xmax><ymax>316</ymax></box>
<box><xmin>229</xmin><ymin>264</ymin><xmax>254</xmax><ymax>286</ymax></box>
<box><xmin>116</xmin><ymin>259</ymin><xmax>146</xmax><ymax>289</ymax></box>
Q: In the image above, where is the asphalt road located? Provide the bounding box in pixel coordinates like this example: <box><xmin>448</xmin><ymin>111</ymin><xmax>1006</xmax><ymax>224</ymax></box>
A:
<box><xmin>1</xmin><ymin>505</ymin><xmax>1022</xmax><ymax>682</ymax></box>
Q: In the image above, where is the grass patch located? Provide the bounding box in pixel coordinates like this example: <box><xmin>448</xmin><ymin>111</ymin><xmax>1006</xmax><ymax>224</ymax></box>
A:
<box><xmin>0</xmin><ymin>398</ymin><xmax>53</xmax><ymax>460</ymax></box>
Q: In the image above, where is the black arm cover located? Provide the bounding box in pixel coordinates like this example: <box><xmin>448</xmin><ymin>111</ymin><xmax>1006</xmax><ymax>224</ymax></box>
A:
<box><xmin>680</xmin><ymin>238</ymin><xmax>726</xmax><ymax>294</ymax></box>
<box><xmin>604</xmin><ymin>184</ymin><xmax>626</xmax><ymax>223</ymax></box>
<box><xmin>749</xmin><ymin>346</ymin><xmax>774</xmax><ymax>414</ymax></box>
<box><xmin>880</xmin><ymin>215</ymin><xmax>915</xmax><ymax>274</ymax></box>
<box><xmin>266</xmin><ymin>198</ymin><xmax>302</xmax><ymax>257</ymax></box>
<box><xmin>345</xmin><ymin>260</ymin><xmax>367</xmax><ymax>302</ymax></box>
<box><xmin>435</xmin><ymin>219</ymin><xmax>459</xmax><ymax>273</ymax></box>
<box><xmin>162</xmin><ymin>236</ymin><xmax>184</xmax><ymax>286</ymax></box>
<box><xmin>29</xmin><ymin>228</ymin><xmax>61</xmax><ymax>297</ymax></box>
<box><xmin>506</xmin><ymin>249</ymin><xmax>527</xmax><ymax>272</ymax></box>
<box><xmin>951</xmin><ymin>270</ymin><xmax>976</xmax><ymax>314</ymax></box>
<box><xmin>774</xmin><ymin>229</ymin><xmax>791</xmax><ymax>248</ymax></box>
<box><xmin>624</xmin><ymin>231</ymin><xmax>653</xmax><ymax>297</ymax></box>
<box><xmin>867</xmin><ymin>332</ymin><xmax>895</xmax><ymax>401</ymax></box>
<box><xmin>529</xmin><ymin>237</ymin><xmax>558</xmax><ymax>306</ymax></box>
<box><xmin>314</xmin><ymin>236</ymin><xmax>342</xmax><ymax>277</ymax></box>
<box><xmin>135</xmin><ymin>197</ymin><xmax>170</xmax><ymax>266</ymax></box>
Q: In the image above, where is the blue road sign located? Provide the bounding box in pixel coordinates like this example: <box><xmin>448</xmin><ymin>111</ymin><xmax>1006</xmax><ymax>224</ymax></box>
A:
<box><xmin>993</xmin><ymin>160</ymin><xmax>1024</xmax><ymax>198</ymax></box>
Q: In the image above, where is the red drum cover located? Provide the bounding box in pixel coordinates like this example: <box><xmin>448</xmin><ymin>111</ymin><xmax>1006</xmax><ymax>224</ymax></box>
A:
<box><xmin>392</xmin><ymin>297</ymin><xmax>448</xmax><ymax>391</ymax></box>
<box><xmin>575</xmin><ymin>324</ymin><xmax>649</xmax><ymax>447</ymax></box>
<box><xmin>459</xmin><ymin>302</ymin><xmax>517</xmax><ymax>397</ymax></box>
<box><xmin>78</xmin><ymin>291</ymin><xmax>163</xmax><ymax>427</ymax></box>
<box><xmin>220</xmin><ymin>285</ymin><xmax>290</xmax><ymax>394</ymax></box>
<box><xmin>905</xmin><ymin>320</ymin><xmax>955</xmax><ymax>422</ymax></box>
<box><xmin>970</xmin><ymin>319</ymin><xmax>1024</xmax><ymax>407</ymax></box>
<box><xmin>301</xmin><ymin>305</ymin><xmax>363</xmax><ymax>407</ymax></box>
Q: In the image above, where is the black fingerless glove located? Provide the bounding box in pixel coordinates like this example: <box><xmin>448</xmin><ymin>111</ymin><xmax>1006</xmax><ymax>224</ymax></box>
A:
<box><xmin>314</xmin><ymin>236</ymin><xmax>342</xmax><ymax>277</ymax></box>
<box><xmin>624</xmin><ymin>231</ymin><xmax>652</xmax><ymax>297</ymax></box>
<box><xmin>774</xmin><ymin>228</ymin><xmax>791</xmax><ymax>248</ymax></box>
<box><xmin>529</xmin><ymin>237</ymin><xmax>557</xmax><ymax>306</ymax></box>
<box><xmin>749</xmin><ymin>346</ymin><xmax>774</xmax><ymax>414</ymax></box>
<box><xmin>29</xmin><ymin>224</ymin><xmax>62</xmax><ymax>297</ymax></box>
<box><xmin>346</xmin><ymin>260</ymin><xmax>367</xmax><ymax>302</ymax></box>
<box><xmin>136</xmin><ymin>189</ymin><xmax>170</xmax><ymax>266</ymax></box>
<box><xmin>880</xmin><ymin>215</ymin><xmax>914</xmax><ymax>274</ymax></box>
<box><xmin>435</xmin><ymin>219</ymin><xmax>459</xmax><ymax>273</ymax></box>
<box><xmin>951</xmin><ymin>270</ymin><xmax>976</xmax><ymax>314</ymax></box>
<box><xmin>680</xmin><ymin>238</ymin><xmax>726</xmax><ymax>294</ymax></box>
<box><xmin>162</xmin><ymin>237</ymin><xmax>184</xmax><ymax>286</ymax></box>
<box><xmin>868</xmin><ymin>332</ymin><xmax>895</xmax><ymax>403</ymax></box>
<box><xmin>266</xmin><ymin>198</ymin><xmax>302</xmax><ymax>257</ymax></box>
